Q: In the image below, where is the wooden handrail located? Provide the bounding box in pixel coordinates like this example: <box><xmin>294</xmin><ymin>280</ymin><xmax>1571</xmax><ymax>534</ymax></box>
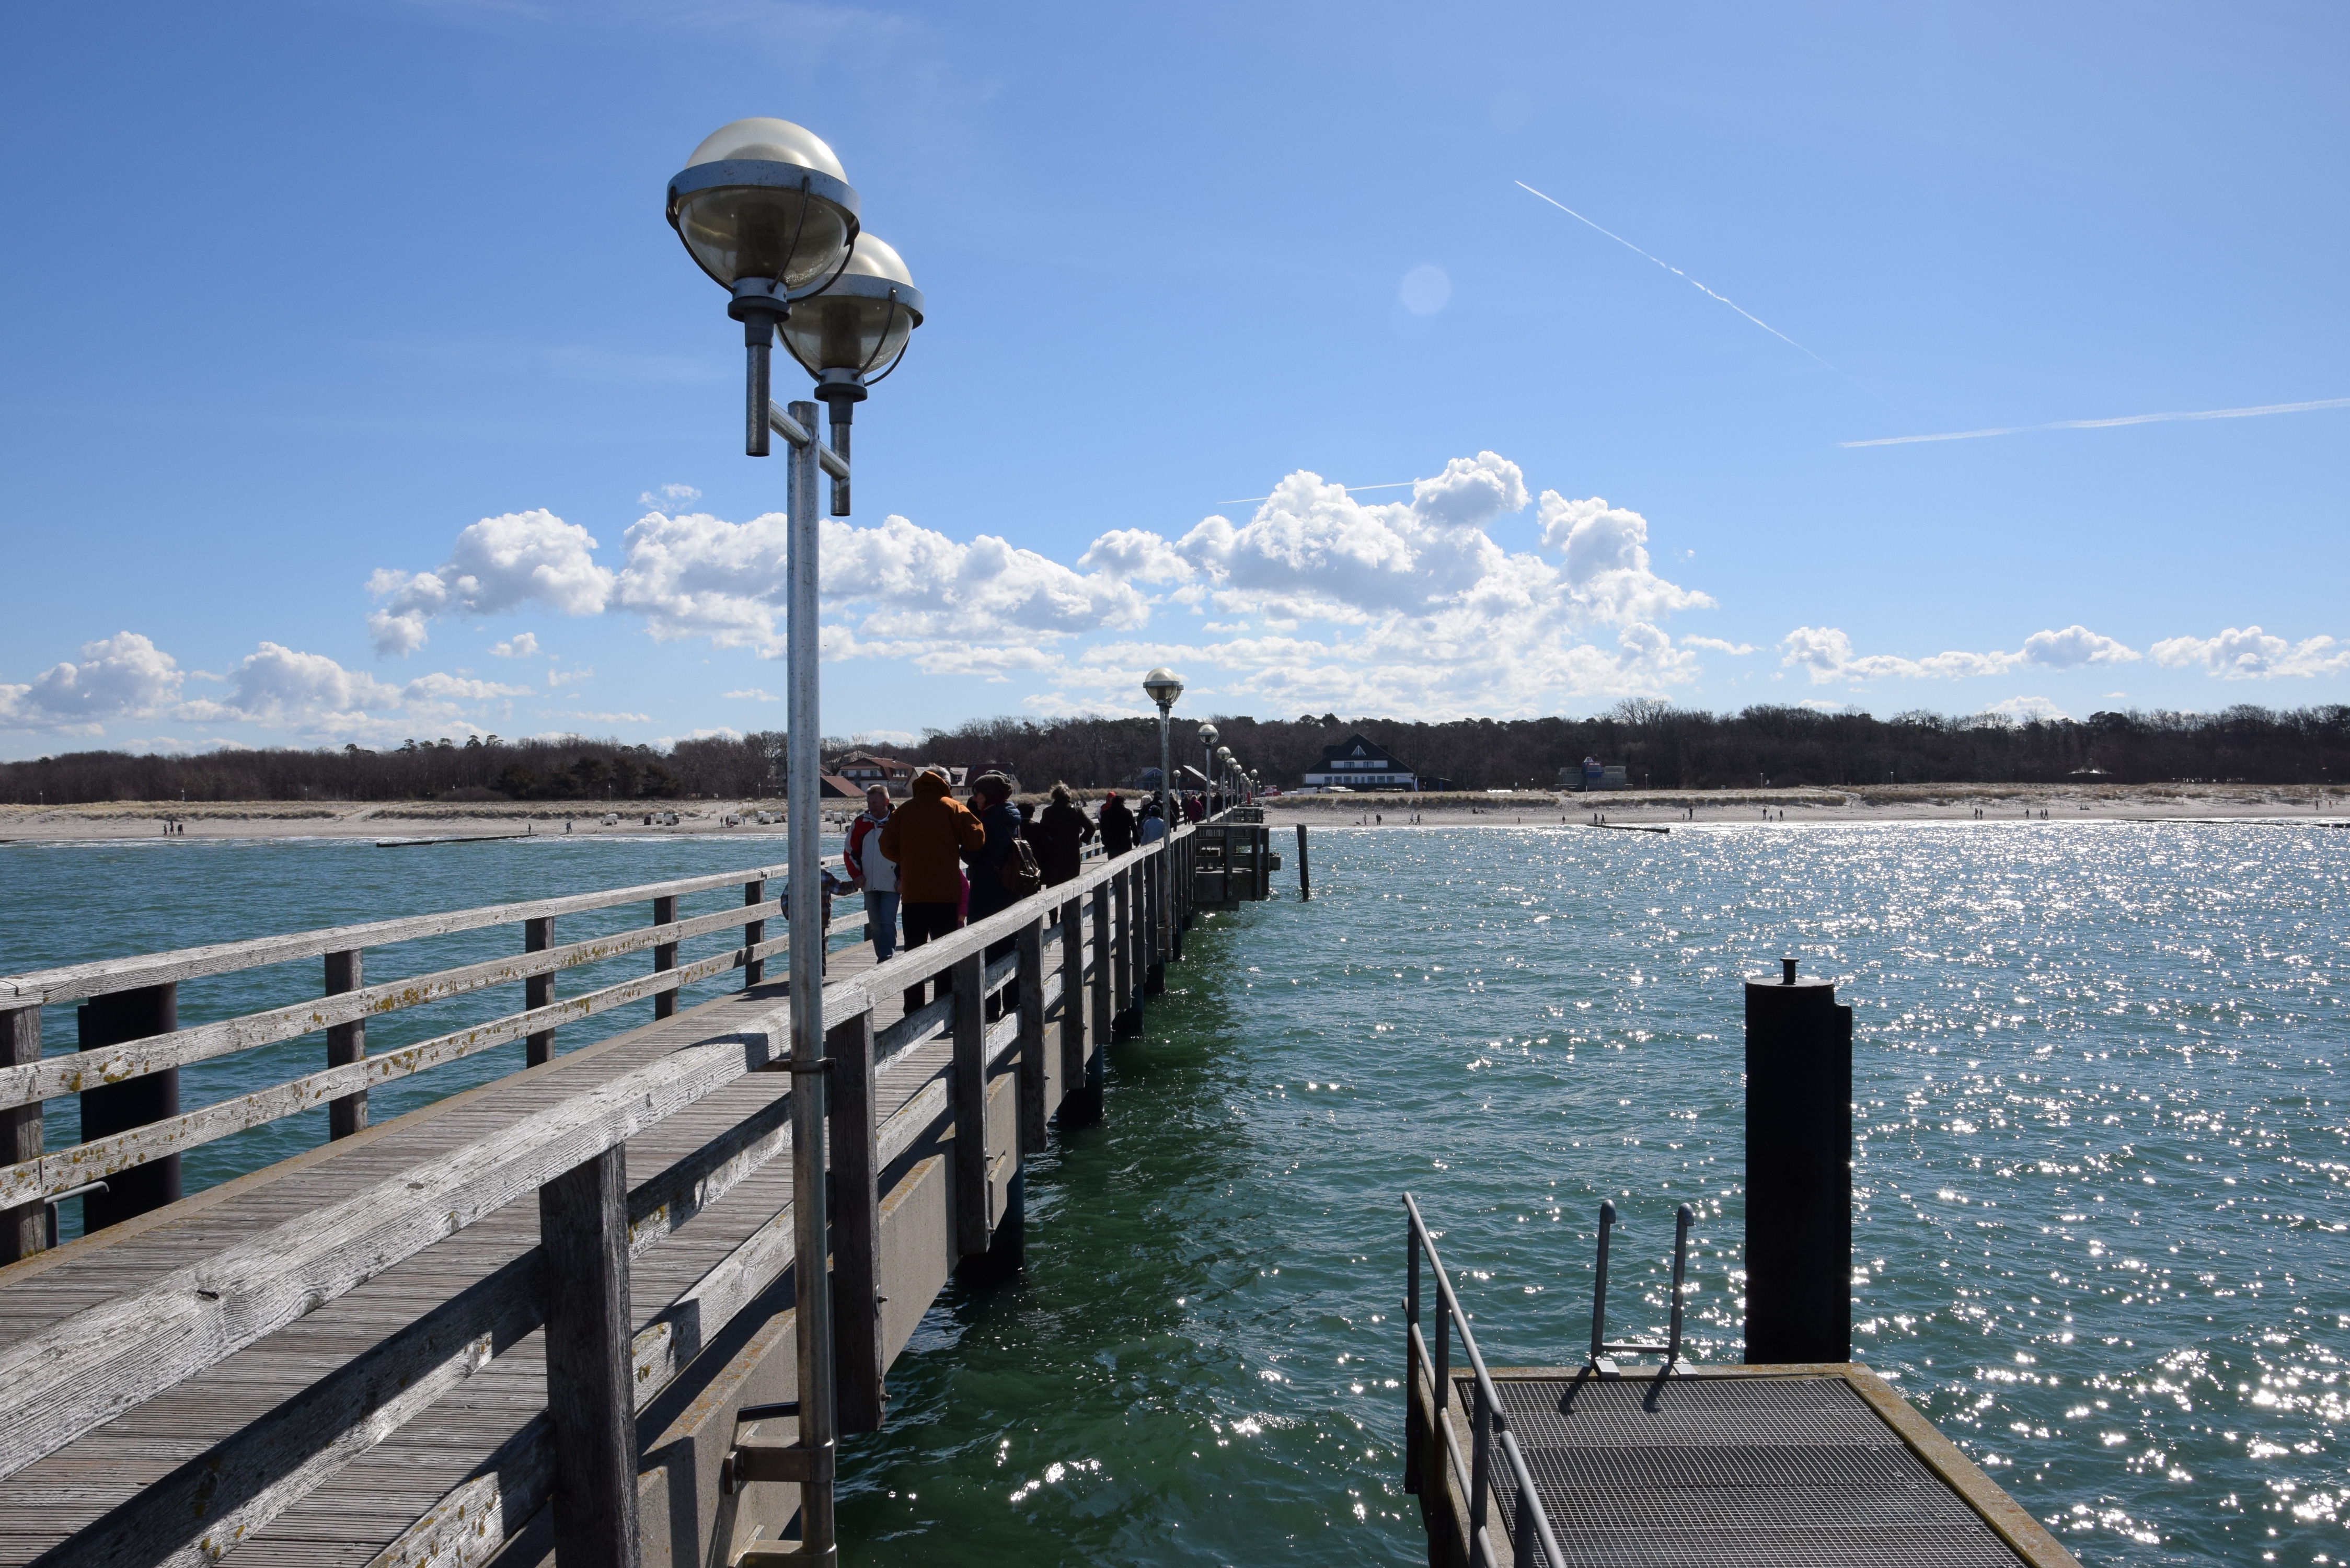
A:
<box><xmin>0</xmin><ymin>820</ymin><xmax>1197</xmax><ymax>1567</ymax></box>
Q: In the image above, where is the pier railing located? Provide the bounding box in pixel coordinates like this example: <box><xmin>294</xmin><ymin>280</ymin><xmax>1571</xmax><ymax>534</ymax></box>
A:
<box><xmin>0</xmin><ymin>856</ymin><xmax>882</xmax><ymax>1254</ymax></box>
<box><xmin>0</xmin><ymin>826</ymin><xmax>1194</xmax><ymax>1568</ymax></box>
<box><xmin>1404</xmin><ymin>1192</ymin><xmax>1565</xmax><ymax>1568</ymax></box>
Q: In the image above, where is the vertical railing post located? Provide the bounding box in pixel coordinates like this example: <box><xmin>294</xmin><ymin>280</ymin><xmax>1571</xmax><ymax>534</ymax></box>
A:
<box><xmin>1470</xmin><ymin>1380</ymin><xmax>1493</xmax><ymax>1559</ymax></box>
<box><xmin>651</xmin><ymin>894</ymin><xmax>678</xmax><ymax>1021</ymax></box>
<box><xmin>742</xmin><ymin>877</ymin><xmax>767</xmax><ymax>987</ymax></box>
<box><xmin>524</xmin><ymin>917</ymin><xmax>556</xmax><ymax>1067</ymax></box>
<box><xmin>950</xmin><ymin>952</ymin><xmax>989</xmax><ymax>1260</ymax></box>
<box><xmin>1143</xmin><ymin>854</ymin><xmax>1165</xmax><ymax>995</ymax></box>
<box><xmin>1591</xmin><ymin>1200</ymin><xmax>1615</xmax><ymax>1363</ymax></box>
<box><xmin>820</xmin><ymin>882</ymin><xmax>833</xmax><ymax>977</ymax></box>
<box><xmin>828</xmin><ymin>1007</ymin><xmax>884</xmax><ymax>1432</ymax></box>
<box><xmin>1404</xmin><ymin>1210</ymin><xmax>1423</xmax><ymax>1496</ymax></box>
<box><xmin>2</xmin><ymin>1005</ymin><xmax>43</xmax><ymax>1261</ymax></box>
<box><xmin>325</xmin><ymin>951</ymin><xmax>368</xmax><ymax>1136</ymax></box>
<box><xmin>77</xmin><ymin>985</ymin><xmax>179</xmax><ymax>1232</ymax></box>
<box><xmin>1512</xmin><ymin>1443</ymin><xmax>1538</xmax><ymax>1567</ymax></box>
<box><xmin>1016</xmin><ymin>916</ymin><xmax>1047</xmax><ymax>1154</ymax></box>
<box><xmin>1058</xmin><ymin>896</ymin><xmax>1091</xmax><ymax>1126</ymax></box>
<box><xmin>538</xmin><ymin>1146</ymin><xmax>641</xmax><ymax>1568</ymax></box>
<box><xmin>1110</xmin><ymin>865</ymin><xmax>1133</xmax><ymax>1036</ymax></box>
<box><xmin>1088</xmin><ymin>883</ymin><xmax>1113</xmax><ymax>1082</ymax></box>
<box><xmin>1433</xmin><ymin>1278</ymin><xmax>1451</xmax><ymax>1417</ymax></box>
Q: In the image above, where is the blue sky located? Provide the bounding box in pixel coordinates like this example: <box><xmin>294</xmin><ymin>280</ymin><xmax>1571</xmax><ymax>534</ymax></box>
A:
<box><xmin>3</xmin><ymin>2</ymin><xmax>2345</xmax><ymax>758</ymax></box>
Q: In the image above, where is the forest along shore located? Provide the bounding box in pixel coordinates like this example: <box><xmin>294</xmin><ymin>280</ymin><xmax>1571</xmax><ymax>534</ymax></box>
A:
<box><xmin>0</xmin><ymin>781</ymin><xmax>2341</xmax><ymax>843</ymax></box>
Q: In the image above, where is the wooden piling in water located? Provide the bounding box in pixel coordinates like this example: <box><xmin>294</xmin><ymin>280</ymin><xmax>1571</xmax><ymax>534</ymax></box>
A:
<box><xmin>1296</xmin><ymin>824</ymin><xmax>1311</xmax><ymax>900</ymax></box>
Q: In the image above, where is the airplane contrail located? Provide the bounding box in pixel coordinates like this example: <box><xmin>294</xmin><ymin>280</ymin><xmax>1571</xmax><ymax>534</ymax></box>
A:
<box><xmin>1516</xmin><ymin>180</ymin><xmax>1839</xmax><ymax>373</ymax></box>
<box><xmin>1842</xmin><ymin>395</ymin><xmax>2350</xmax><ymax>448</ymax></box>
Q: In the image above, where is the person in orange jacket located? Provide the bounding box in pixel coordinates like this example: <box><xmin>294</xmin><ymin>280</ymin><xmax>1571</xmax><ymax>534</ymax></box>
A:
<box><xmin>877</xmin><ymin>768</ymin><xmax>985</xmax><ymax>1012</ymax></box>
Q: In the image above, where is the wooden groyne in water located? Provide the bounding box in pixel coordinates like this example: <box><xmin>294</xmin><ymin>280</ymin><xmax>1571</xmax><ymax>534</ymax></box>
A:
<box><xmin>0</xmin><ymin>816</ymin><xmax>1277</xmax><ymax>1566</ymax></box>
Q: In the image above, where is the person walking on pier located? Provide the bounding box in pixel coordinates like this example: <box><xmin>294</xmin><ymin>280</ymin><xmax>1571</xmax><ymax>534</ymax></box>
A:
<box><xmin>1137</xmin><ymin>798</ymin><xmax>1167</xmax><ymax>845</ymax></box>
<box><xmin>844</xmin><ymin>785</ymin><xmax>900</xmax><ymax>962</ymax></box>
<box><xmin>1098</xmin><ymin>790</ymin><xmax>1136</xmax><ymax>856</ymax></box>
<box><xmin>1035</xmin><ymin>783</ymin><xmax>1094</xmax><ymax>886</ymax></box>
<box><xmin>964</xmin><ymin>773</ymin><xmax>1041</xmax><ymax>1021</ymax></box>
<box><xmin>879</xmin><ymin>768</ymin><xmax>984</xmax><ymax>1013</ymax></box>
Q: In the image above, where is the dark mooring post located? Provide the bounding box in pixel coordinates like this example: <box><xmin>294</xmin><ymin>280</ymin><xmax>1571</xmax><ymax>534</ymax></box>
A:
<box><xmin>1744</xmin><ymin>958</ymin><xmax>1852</xmax><ymax>1364</ymax></box>
<box><xmin>78</xmin><ymin>985</ymin><xmax>181</xmax><ymax>1232</ymax></box>
<box><xmin>1296</xmin><ymin>823</ymin><xmax>1311</xmax><ymax>900</ymax></box>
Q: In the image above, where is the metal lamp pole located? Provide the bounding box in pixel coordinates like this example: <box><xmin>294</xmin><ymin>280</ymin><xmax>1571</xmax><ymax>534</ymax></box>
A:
<box><xmin>1198</xmin><ymin>723</ymin><xmax>1218</xmax><ymax>816</ymax></box>
<box><xmin>665</xmin><ymin>116</ymin><xmax>923</xmax><ymax>1564</ymax></box>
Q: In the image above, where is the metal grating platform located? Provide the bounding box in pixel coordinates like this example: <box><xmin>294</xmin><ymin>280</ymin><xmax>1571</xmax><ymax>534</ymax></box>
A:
<box><xmin>1461</xmin><ymin>1373</ymin><xmax>2025</xmax><ymax>1567</ymax></box>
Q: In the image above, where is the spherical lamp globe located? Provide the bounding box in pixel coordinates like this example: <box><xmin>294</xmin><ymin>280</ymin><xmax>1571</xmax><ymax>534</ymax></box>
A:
<box><xmin>666</xmin><ymin>118</ymin><xmax>859</xmax><ymax>296</ymax></box>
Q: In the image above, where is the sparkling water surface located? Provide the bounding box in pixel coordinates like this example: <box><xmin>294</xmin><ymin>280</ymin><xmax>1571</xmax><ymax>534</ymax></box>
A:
<box><xmin>3</xmin><ymin>823</ymin><xmax>2341</xmax><ymax>1565</ymax></box>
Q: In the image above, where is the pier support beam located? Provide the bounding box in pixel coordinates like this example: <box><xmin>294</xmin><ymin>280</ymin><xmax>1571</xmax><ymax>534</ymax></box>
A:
<box><xmin>828</xmin><ymin>1008</ymin><xmax>885</xmax><ymax>1433</ymax></box>
<box><xmin>1296</xmin><ymin>824</ymin><xmax>1311</xmax><ymax>900</ymax></box>
<box><xmin>1744</xmin><ymin>962</ymin><xmax>1852</xmax><ymax>1365</ymax></box>
<box><xmin>78</xmin><ymin>985</ymin><xmax>180</xmax><ymax>1233</ymax></box>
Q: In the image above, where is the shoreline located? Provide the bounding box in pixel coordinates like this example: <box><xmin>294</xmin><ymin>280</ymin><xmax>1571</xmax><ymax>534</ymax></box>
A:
<box><xmin>0</xmin><ymin>781</ymin><xmax>2341</xmax><ymax>843</ymax></box>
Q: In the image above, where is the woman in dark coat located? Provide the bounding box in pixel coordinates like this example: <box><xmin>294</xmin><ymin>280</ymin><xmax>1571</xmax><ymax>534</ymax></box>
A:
<box><xmin>1097</xmin><ymin>791</ymin><xmax>1137</xmax><ymax>856</ymax></box>
<box><xmin>1035</xmin><ymin>784</ymin><xmax>1095</xmax><ymax>885</ymax></box>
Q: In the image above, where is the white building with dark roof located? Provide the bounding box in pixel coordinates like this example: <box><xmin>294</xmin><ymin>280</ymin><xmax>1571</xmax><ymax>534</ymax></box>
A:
<box><xmin>1302</xmin><ymin>734</ymin><xmax>1416</xmax><ymax>791</ymax></box>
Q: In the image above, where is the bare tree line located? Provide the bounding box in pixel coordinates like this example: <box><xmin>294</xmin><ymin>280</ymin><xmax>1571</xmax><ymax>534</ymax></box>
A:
<box><xmin>4</xmin><ymin>702</ymin><xmax>2344</xmax><ymax>805</ymax></box>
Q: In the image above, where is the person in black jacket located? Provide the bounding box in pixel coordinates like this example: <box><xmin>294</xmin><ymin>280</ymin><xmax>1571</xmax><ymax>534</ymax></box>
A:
<box><xmin>1035</xmin><ymin>784</ymin><xmax>1095</xmax><ymax>885</ymax></box>
<box><xmin>1098</xmin><ymin>791</ymin><xmax>1136</xmax><ymax>856</ymax></box>
<box><xmin>963</xmin><ymin>774</ymin><xmax>1023</xmax><ymax>925</ymax></box>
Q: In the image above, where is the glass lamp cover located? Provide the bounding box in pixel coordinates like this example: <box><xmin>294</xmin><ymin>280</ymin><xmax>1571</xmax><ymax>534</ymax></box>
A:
<box><xmin>779</xmin><ymin>233</ymin><xmax>919</xmax><ymax>374</ymax></box>
<box><xmin>1141</xmin><ymin>665</ymin><xmax>1184</xmax><ymax>705</ymax></box>
<box><xmin>674</xmin><ymin>117</ymin><xmax>854</xmax><ymax>291</ymax></box>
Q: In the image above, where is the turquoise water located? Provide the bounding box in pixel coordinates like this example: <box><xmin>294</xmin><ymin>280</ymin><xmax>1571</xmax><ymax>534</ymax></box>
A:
<box><xmin>4</xmin><ymin>823</ymin><xmax>2343</xmax><ymax>1564</ymax></box>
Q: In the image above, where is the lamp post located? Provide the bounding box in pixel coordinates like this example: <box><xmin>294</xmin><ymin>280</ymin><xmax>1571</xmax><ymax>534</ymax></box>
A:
<box><xmin>1215</xmin><ymin>745</ymin><xmax>1234</xmax><ymax>813</ymax></box>
<box><xmin>1142</xmin><ymin>667</ymin><xmax>1184</xmax><ymax>820</ymax></box>
<box><xmin>664</xmin><ymin>116</ymin><xmax>923</xmax><ymax>1564</ymax></box>
<box><xmin>1197</xmin><ymin>723</ymin><xmax>1218</xmax><ymax>815</ymax></box>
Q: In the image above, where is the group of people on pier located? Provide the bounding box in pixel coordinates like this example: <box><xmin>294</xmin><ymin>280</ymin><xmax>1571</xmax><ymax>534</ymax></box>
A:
<box><xmin>840</xmin><ymin>771</ymin><xmax>1186</xmax><ymax>1012</ymax></box>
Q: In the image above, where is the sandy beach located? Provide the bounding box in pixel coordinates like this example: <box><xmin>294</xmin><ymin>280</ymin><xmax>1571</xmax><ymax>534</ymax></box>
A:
<box><xmin>1</xmin><ymin>781</ymin><xmax>2342</xmax><ymax>844</ymax></box>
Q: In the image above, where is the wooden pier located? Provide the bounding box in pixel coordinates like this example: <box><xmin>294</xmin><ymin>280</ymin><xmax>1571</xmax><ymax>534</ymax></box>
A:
<box><xmin>0</xmin><ymin>823</ymin><xmax>1225</xmax><ymax>1566</ymax></box>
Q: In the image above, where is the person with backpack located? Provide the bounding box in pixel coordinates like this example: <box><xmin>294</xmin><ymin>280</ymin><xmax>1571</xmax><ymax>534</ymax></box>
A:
<box><xmin>963</xmin><ymin>773</ymin><xmax>1040</xmax><ymax>925</ymax></box>
<box><xmin>1137</xmin><ymin>798</ymin><xmax>1167</xmax><ymax>845</ymax></box>
<box><xmin>963</xmin><ymin>773</ymin><xmax>1041</xmax><ymax>1020</ymax></box>
<box><xmin>1098</xmin><ymin>790</ymin><xmax>1136</xmax><ymax>856</ymax></box>
<box><xmin>878</xmin><ymin>768</ymin><xmax>985</xmax><ymax>1014</ymax></box>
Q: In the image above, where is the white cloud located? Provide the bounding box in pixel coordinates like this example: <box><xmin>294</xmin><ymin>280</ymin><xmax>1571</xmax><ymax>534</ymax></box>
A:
<box><xmin>368</xmin><ymin>510</ymin><xmax>613</xmax><ymax>654</ymax></box>
<box><xmin>1781</xmin><ymin>624</ymin><xmax>2137</xmax><ymax>684</ymax></box>
<box><xmin>1535</xmin><ymin>494</ymin><xmax>1715</xmax><ymax>626</ymax></box>
<box><xmin>546</xmin><ymin>665</ymin><xmax>593</xmax><ymax>688</ymax></box>
<box><xmin>169</xmin><ymin>644</ymin><xmax>531</xmax><ymax>742</ymax></box>
<box><xmin>724</xmin><ymin>687</ymin><xmax>779</xmax><ymax>702</ymax></box>
<box><xmin>2020</xmin><ymin>625</ymin><xmax>2138</xmax><ymax>668</ymax></box>
<box><xmin>551</xmin><ymin>709</ymin><xmax>654</xmax><ymax>726</ymax></box>
<box><xmin>2150</xmin><ymin>626</ymin><xmax>2350</xmax><ymax>679</ymax></box>
<box><xmin>1681</xmin><ymin>636</ymin><xmax>1756</xmax><ymax>655</ymax></box>
<box><xmin>0</xmin><ymin>632</ymin><xmax>186</xmax><ymax>734</ymax></box>
<box><xmin>491</xmin><ymin>632</ymin><xmax>540</xmax><ymax>658</ymax></box>
<box><xmin>638</xmin><ymin>483</ymin><xmax>701</xmax><ymax>509</ymax></box>
<box><xmin>609</xmin><ymin>508</ymin><xmax>1150</xmax><ymax>668</ymax></box>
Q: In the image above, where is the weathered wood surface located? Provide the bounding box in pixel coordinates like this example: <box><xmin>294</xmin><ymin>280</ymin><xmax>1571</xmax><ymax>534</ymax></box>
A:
<box><xmin>0</xmin><ymin>838</ymin><xmax>1184</xmax><ymax>1568</ymax></box>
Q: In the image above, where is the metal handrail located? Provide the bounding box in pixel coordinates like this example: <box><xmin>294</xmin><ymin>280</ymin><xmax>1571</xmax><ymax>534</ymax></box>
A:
<box><xmin>1404</xmin><ymin>1192</ymin><xmax>1567</xmax><ymax>1568</ymax></box>
<box><xmin>1588</xmin><ymin>1199</ymin><xmax>1694</xmax><ymax>1369</ymax></box>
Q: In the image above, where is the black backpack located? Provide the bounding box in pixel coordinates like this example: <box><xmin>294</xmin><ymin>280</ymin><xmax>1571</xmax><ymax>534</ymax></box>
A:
<box><xmin>999</xmin><ymin>837</ymin><xmax>1044</xmax><ymax>900</ymax></box>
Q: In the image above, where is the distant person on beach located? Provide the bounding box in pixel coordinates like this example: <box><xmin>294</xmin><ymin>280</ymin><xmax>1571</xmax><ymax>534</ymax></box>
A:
<box><xmin>1137</xmin><ymin>799</ymin><xmax>1167</xmax><ymax>845</ymax></box>
<box><xmin>1099</xmin><ymin>791</ymin><xmax>1136</xmax><ymax>856</ymax></box>
<box><xmin>844</xmin><ymin>786</ymin><xmax>900</xmax><ymax>961</ymax></box>
<box><xmin>878</xmin><ymin>768</ymin><xmax>984</xmax><ymax>1013</ymax></box>
<box><xmin>1035</xmin><ymin>784</ymin><xmax>1095</xmax><ymax>886</ymax></box>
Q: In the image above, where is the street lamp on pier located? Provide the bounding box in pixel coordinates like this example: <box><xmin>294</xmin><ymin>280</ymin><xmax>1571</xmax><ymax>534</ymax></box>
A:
<box><xmin>663</xmin><ymin>114</ymin><xmax>926</xmax><ymax>1565</ymax></box>
<box><xmin>1142</xmin><ymin>667</ymin><xmax>1184</xmax><ymax>821</ymax></box>
<box><xmin>1197</xmin><ymin>724</ymin><xmax>1219</xmax><ymax>813</ymax></box>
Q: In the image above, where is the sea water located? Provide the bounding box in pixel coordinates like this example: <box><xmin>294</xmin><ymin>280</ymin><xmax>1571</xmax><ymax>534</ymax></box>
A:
<box><xmin>2</xmin><ymin>823</ymin><xmax>2341</xmax><ymax>1565</ymax></box>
